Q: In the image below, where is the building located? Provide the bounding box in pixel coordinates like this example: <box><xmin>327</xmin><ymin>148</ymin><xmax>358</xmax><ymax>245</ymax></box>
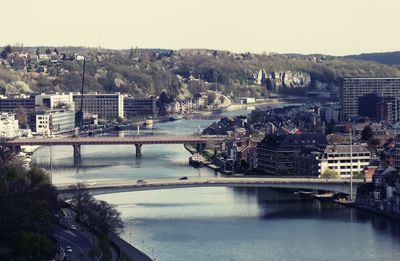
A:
<box><xmin>0</xmin><ymin>113</ymin><xmax>19</xmax><ymax>138</ymax></box>
<box><xmin>0</xmin><ymin>94</ymin><xmax>35</xmax><ymax>112</ymax></box>
<box><xmin>358</xmin><ymin>93</ymin><xmax>399</xmax><ymax>123</ymax></box>
<box><xmin>73</xmin><ymin>93</ymin><xmax>124</xmax><ymax>119</ymax></box>
<box><xmin>341</xmin><ymin>77</ymin><xmax>400</xmax><ymax>118</ymax></box>
<box><xmin>124</xmin><ymin>97</ymin><xmax>157</xmax><ymax>118</ymax></box>
<box><xmin>35</xmin><ymin>93</ymin><xmax>75</xmax><ymax>111</ymax></box>
<box><xmin>324</xmin><ymin>105</ymin><xmax>341</xmax><ymax>123</ymax></box>
<box><xmin>395</xmin><ymin>135</ymin><xmax>400</xmax><ymax>168</ymax></box>
<box><xmin>319</xmin><ymin>144</ymin><xmax>372</xmax><ymax>178</ymax></box>
<box><xmin>256</xmin><ymin>134</ymin><xmax>327</xmax><ymax>175</ymax></box>
<box><xmin>28</xmin><ymin>109</ymin><xmax>75</xmax><ymax>135</ymax></box>
<box><xmin>293</xmin><ymin>148</ymin><xmax>323</xmax><ymax>176</ymax></box>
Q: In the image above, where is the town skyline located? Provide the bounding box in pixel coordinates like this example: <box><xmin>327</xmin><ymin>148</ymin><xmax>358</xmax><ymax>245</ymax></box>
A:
<box><xmin>2</xmin><ymin>0</ymin><xmax>400</xmax><ymax>56</ymax></box>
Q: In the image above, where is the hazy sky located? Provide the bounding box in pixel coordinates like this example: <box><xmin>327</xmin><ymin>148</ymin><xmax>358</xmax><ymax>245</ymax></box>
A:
<box><xmin>2</xmin><ymin>0</ymin><xmax>399</xmax><ymax>55</ymax></box>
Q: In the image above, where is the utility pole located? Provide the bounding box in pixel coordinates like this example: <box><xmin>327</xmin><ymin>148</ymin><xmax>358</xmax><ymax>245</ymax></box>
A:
<box><xmin>49</xmin><ymin>123</ymin><xmax>53</xmax><ymax>184</ymax></box>
<box><xmin>76</xmin><ymin>56</ymin><xmax>86</xmax><ymax>129</ymax></box>
<box><xmin>349</xmin><ymin>121</ymin><xmax>353</xmax><ymax>201</ymax></box>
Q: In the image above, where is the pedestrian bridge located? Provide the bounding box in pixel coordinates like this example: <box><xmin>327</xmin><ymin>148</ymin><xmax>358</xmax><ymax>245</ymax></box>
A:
<box><xmin>57</xmin><ymin>177</ymin><xmax>364</xmax><ymax>199</ymax></box>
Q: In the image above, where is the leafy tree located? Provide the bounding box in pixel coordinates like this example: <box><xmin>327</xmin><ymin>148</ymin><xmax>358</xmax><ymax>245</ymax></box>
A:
<box><xmin>361</xmin><ymin>126</ymin><xmax>373</xmax><ymax>142</ymax></box>
<box><xmin>208</xmin><ymin>92</ymin><xmax>217</xmax><ymax>104</ymax></box>
<box><xmin>0</xmin><ymin>148</ymin><xmax>58</xmax><ymax>260</ymax></box>
<box><xmin>45</xmin><ymin>48</ymin><xmax>52</xmax><ymax>55</ymax></box>
<box><xmin>321</xmin><ymin>169</ymin><xmax>340</xmax><ymax>179</ymax></box>
<box><xmin>69</xmin><ymin>183</ymin><xmax>124</xmax><ymax>236</ymax></box>
<box><xmin>35</xmin><ymin>47</ymin><xmax>40</xmax><ymax>56</ymax></box>
<box><xmin>352</xmin><ymin>171</ymin><xmax>364</xmax><ymax>179</ymax></box>
<box><xmin>53</xmin><ymin>48</ymin><xmax>59</xmax><ymax>55</ymax></box>
<box><xmin>14</xmin><ymin>106</ymin><xmax>28</xmax><ymax>128</ymax></box>
<box><xmin>69</xmin><ymin>183</ymin><xmax>92</xmax><ymax>220</ymax></box>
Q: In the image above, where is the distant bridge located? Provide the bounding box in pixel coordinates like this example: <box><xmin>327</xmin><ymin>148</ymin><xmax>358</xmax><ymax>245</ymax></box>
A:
<box><xmin>4</xmin><ymin>135</ymin><xmax>226</xmax><ymax>157</ymax></box>
<box><xmin>57</xmin><ymin>177</ymin><xmax>365</xmax><ymax>199</ymax></box>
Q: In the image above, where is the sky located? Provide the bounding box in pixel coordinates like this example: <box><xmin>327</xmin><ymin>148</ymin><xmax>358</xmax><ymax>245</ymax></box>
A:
<box><xmin>1</xmin><ymin>0</ymin><xmax>399</xmax><ymax>55</ymax></box>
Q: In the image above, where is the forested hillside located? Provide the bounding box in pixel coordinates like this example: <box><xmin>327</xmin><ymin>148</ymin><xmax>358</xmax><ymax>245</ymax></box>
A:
<box><xmin>1</xmin><ymin>46</ymin><xmax>400</xmax><ymax>99</ymax></box>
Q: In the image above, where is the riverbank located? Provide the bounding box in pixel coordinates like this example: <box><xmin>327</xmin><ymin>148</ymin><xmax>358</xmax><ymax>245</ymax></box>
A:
<box><xmin>338</xmin><ymin>201</ymin><xmax>400</xmax><ymax>221</ymax></box>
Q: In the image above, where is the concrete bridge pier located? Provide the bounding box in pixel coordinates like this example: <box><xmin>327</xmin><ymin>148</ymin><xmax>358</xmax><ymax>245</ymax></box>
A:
<box><xmin>73</xmin><ymin>145</ymin><xmax>81</xmax><ymax>157</ymax></box>
<box><xmin>135</xmin><ymin>144</ymin><xmax>142</xmax><ymax>157</ymax></box>
<box><xmin>73</xmin><ymin>154</ymin><xmax>82</xmax><ymax>166</ymax></box>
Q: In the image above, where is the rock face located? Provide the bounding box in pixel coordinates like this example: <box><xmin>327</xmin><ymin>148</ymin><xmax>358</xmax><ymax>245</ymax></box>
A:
<box><xmin>256</xmin><ymin>69</ymin><xmax>311</xmax><ymax>92</ymax></box>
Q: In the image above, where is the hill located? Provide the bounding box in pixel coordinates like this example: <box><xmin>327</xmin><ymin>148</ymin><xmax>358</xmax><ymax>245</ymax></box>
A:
<box><xmin>1</xmin><ymin>46</ymin><xmax>400</xmax><ymax>99</ymax></box>
<box><xmin>344</xmin><ymin>51</ymin><xmax>400</xmax><ymax>66</ymax></box>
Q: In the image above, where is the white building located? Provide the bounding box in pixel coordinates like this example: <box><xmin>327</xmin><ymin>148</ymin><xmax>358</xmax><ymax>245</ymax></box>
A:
<box><xmin>0</xmin><ymin>113</ymin><xmax>19</xmax><ymax>138</ymax></box>
<box><xmin>73</xmin><ymin>93</ymin><xmax>124</xmax><ymax>119</ymax></box>
<box><xmin>319</xmin><ymin>144</ymin><xmax>372</xmax><ymax>178</ymax></box>
<box><xmin>29</xmin><ymin>109</ymin><xmax>75</xmax><ymax>135</ymax></box>
<box><xmin>35</xmin><ymin>93</ymin><xmax>75</xmax><ymax>111</ymax></box>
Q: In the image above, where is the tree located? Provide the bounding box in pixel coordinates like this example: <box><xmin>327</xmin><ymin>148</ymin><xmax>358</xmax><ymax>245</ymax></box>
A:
<box><xmin>35</xmin><ymin>48</ymin><xmax>40</xmax><ymax>56</ymax></box>
<box><xmin>14</xmin><ymin>107</ymin><xmax>28</xmax><ymax>128</ymax></box>
<box><xmin>208</xmin><ymin>92</ymin><xmax>217</xmax><ymax>104</ymax></box>
<box><xmin>45</xmin><ymin>48</ymin><xmax>52</xmax><ymax>55</ymax></box>
<box><xmin>69</xmin><ymin>183</ymin><xmax>124</xmax><ymax>236</ymax></box>
<box><xmin>69</xmin><ymin>183</ymin><xmax>92</xmax><ymax>220</ymax></box>
<box><xmin>352</xmin><ymin>171</ymin><xmax>364</xmax><ymax>179</ymax></box>
<box><xmin>321</xmin><ymin>169</ymin><xmax>340</xmax><ymax>179</ymax></box>
<box><xmin>53</xmin><ymin>48</ymin><xmax>59</xmax><ymax>55</ymax></box>
<box><xmin>361</xmin><ymin>126</ymin><xmax>373</xmax><ymax>142</ymax></box>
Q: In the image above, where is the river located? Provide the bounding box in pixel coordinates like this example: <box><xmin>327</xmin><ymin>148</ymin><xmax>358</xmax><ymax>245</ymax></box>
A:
<box><xmin>32</xmin><ymin>104</ymin><xmax>400</xmax><ymax>261</ymax></box>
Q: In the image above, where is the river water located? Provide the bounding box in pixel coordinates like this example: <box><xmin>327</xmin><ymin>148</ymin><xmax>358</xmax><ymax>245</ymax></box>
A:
<box><xmin>32</xmin><ymin>105</ymin><xmax>400</xmax><ymax>261</ymax></box>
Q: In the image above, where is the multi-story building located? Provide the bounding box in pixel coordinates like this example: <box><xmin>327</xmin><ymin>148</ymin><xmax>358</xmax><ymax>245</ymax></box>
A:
<box><xmin>319</xmin><ymin>144</ymin><xmax>372</xmax><ymax>178</ymax></box>
<box><xmin>358</xmin><ymin>93</ymin><xmax>400</xmax><ymax>123</ymax></box>
<box><xmin>28</xmin><ymin>109</ymin><xmax>75</xmax><ymax>135</ymax></box>
<box><xmin>293</xmin><ymin>148</ymin><xmax>323</xmax><ymax>176</ymax></box>
<box><xmin>395</xmin><ymin>135</ymin><xmax>400</xmax><ymax>168</ymax></box>
<box><xmin>341</xmin><ymin>77</ymin><xmax>400</xmax><ymax>118</ymax></box>
<box><xmin>256</xmin><ymin>134</ymin><xmax>327</xmax><ymax>175</ymax></box>
<box><xmin>123</xmin><ymin>97</ymin><xmax>157</xmax><ymax>118</ymax></box>
<box><xmin>0</xmin><ymin>113</ymin><xmax>19</xmax><ymax>138</ymax></box>
<box><xmin>35</xmin><ymin>93</ymin><xmax>75</xmax><ymax>111</ymax></box>
<box><xmin>73</xmin><ymin>93</ymin><xmax>124</xmax><ymax>119</ymax></box>
<box><xmin>0</xmin><ymin>94</ymin><xmax>35</xmax><ymax>112</ymax></box>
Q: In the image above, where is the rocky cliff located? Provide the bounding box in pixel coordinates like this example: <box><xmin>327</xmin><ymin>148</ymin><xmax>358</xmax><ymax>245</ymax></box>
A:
<box><xmin>256</xmin><ymin>69</ymin><xmax>312</xmax><ymax>92</ymax></box>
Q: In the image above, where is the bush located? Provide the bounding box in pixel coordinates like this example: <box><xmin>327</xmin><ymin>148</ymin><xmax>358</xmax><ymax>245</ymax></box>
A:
<box><xmin>321</xmin><ymin>169</ymin><xmax>340</xmax><ymax>179</ymax></box>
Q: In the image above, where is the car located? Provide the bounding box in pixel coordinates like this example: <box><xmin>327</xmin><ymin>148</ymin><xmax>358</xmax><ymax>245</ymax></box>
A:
<box><xmin>65</xmin><ymin>246</ymin><xmax>72</xmax><ymax>253</ymax></box>
<box><xmin>69</xmin><ymin>225</ymin><xmax>76</xmax><ymax>231</ymax></box>
<box><xmin>179</xmin><ymin>176</ymin><xmax>188</xmax><ymax>180</ymax></box>
<box><xmin>136</xmin><ymin>179</ymin><xmax>147</xmax><ymax>184</ymax></box>
<box><xmin>85</xmin><ymin>181</ymin><xmax>96</xmax><ymax>186</ymax></box>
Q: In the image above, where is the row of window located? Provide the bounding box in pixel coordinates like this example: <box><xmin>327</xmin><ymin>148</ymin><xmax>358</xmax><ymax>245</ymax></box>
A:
<box><xmin>327</xmin><ymin>159</ymin><xmax>369</xmax><ymax>163</ymax></box>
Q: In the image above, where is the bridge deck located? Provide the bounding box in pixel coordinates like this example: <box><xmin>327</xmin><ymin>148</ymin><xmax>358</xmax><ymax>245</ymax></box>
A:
<box><xmin>57</xmin><ymin>177</ymin><xmax>365</xmax><ymax>197</ymax></box>
<box><xmin>4</xmin><ymin>135</ymin><xmax>226</xmax><ymax>146</ymax></box>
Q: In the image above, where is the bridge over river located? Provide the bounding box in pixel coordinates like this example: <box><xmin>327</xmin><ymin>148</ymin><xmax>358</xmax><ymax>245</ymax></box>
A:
<box><xmin>57</xmin><ymin>177</ymin><xmax>365</xmax><ymax>199</ymax></box>
<box><xmin>4</xmin><ymin>134</ymin><xmax>226</xmax><ymax>157</ymax></box>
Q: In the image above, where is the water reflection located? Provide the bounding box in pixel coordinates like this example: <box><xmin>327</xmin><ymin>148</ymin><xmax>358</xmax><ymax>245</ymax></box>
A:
<box><xmin>97</xmin><ymin>187</ymin><xmax>400</xmax><ymax>261</ymax></box>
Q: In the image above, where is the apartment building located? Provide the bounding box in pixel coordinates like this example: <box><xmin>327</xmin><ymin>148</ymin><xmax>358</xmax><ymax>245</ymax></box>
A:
<box><xmin>0</xmin><ymin>113</ymin><xmax>19</xmax><ymax>138</ymax></box>
<box><xmin>0</xmin><ymin>94</ymin><xmax>35</xmax><ymax>112</ymax></box>
<box><xmin>124</xmin><ymin>97</ymin><xmax>157</xmax><ymax>118</ymax></box>
<box><xmin>256</xmin><ymin>134</ymin><xmax>327</xmax><ymax>175</ymax></box>
<box><xmin>73</xmin><ymin>93</ymin><xmax>124</xmax><ymax>119</ymax></box>
<box><xmin>341</xmin><ymin>77</ymin><xmax>400</xmax><ymax>118</ymax></box>
<box><xmin>35</xmin><ymin>93</ymin><xmax>75</xmax><ymax>110</ymax></box>
<box><xmin>319</xmin><ymin>144</ymin><xmax>372</xmax><ymax>178</ymax></box>
<box><xmin>28</xmin><ymin>109</ymin><xmax>75</xmax><ymax>135</ymax></box>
